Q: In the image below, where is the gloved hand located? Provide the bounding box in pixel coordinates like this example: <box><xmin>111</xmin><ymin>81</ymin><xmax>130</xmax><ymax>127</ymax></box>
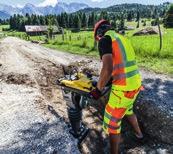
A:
<box><xmin>89</xmin><ymin>87</ymin><xmax>102</xmax><ymax>100</ymax></box>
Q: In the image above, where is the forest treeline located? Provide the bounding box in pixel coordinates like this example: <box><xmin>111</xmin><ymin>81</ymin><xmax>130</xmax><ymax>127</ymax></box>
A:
<box><xmin>1</xmin><ymin>3</ymin><xmax>173</xmax><ymax>32</ymax></box>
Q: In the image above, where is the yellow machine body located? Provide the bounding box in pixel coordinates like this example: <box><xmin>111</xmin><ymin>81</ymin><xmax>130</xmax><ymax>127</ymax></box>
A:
<box><xmin>60</xmin><ymin>73</ymin><xmax>94</xmax><ymax>92</ymax></box>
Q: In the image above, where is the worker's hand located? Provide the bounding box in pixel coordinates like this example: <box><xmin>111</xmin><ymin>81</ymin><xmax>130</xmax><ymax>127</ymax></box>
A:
<box><xmin>89</xmin><ymin>88</ymin><xmax>102</xmax><ymax>100</ymax></box>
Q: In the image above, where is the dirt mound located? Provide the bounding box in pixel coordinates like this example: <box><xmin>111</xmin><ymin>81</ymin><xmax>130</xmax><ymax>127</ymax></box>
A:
<box><xmin>68</xmin><ymin>60</ymin><xmax>99</xmax><ymax>76</ymax></box>
<box><xmin>133</xmin><ymin>27</ymin><xmax>158</xmax><ymax>36</ymax></box>
<box><xmin>5</xmin><ymin>73</ymin><xmax>35</xmax><ymax>86</ymax></box>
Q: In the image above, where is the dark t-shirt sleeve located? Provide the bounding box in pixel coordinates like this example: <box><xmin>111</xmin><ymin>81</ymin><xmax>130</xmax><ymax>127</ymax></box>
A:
<box><xmin>98</xmin><ymin>35</ymin><xmax>112</xmax><ymax>59</ymax></box>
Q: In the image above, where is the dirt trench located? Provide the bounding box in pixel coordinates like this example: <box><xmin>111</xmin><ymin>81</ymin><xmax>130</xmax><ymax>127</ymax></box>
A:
<box><xmin>0</xmin><ymin>37</ymin><xmax>105</xmax><ymax>154</ymax></box>
<box><xmin>0</xmin><ymin>37</ymin><xmax>173</xmax><ymax>154</ymax></box>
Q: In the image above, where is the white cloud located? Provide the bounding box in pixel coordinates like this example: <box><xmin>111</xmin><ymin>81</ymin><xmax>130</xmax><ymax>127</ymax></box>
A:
<box><xmin>91</xmin><ymin>0</ymin><xmax>103</xmax><ymax>2</ymax></box>
<box><xmin>16</xmin><ymin>4</ymin><xmax>24</xmax><ymax>8</ymax></box>
<box><xmin>38</xmin><ymin>0</ymin><xmax>58</xmax><ymax>7</ymax></box>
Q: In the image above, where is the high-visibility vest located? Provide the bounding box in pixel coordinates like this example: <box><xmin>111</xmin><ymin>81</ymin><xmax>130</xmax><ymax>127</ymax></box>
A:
<box><xmin>105</xmin><ymin>31</ymin><xmax>142</xmax><ymax>91</ymax></box>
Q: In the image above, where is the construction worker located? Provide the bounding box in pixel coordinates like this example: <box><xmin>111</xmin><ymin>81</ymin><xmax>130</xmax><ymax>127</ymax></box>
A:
<box><xmin>90</xmin><ymin>19</ymin><xmax>144</xmax><ymax>154</ymax></box>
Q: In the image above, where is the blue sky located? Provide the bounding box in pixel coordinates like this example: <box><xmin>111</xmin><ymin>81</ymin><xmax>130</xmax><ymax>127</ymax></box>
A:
<box><xmin>0</xmin><ymin>0</ymin><xmax>173</xmax><ymax>7</ymax></box>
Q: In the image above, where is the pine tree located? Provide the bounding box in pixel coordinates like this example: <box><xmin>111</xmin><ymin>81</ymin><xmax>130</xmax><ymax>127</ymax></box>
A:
<box><xmin>73</xmin><ymin>15</ymin><xmax>81</xmax><ymax>31</ymax></box>
<box><xmin>32</xmin><ymin>15</ymin><xmax>40</xmax><ymax>25</ymax></box>
<box><xmin>136</xmin><ymin>20</ymin><xmax>140</xmax><ymax>28</ymax></box>
<box><xmin>48</xmin><ymin>17</ymin><xmax>53</xmax><ymax>39</ymax></box>
<box><xmin>152</xmin><ymin>8</ymin><xmax>158</xmax><ymax>19</ymax></box>
<box><xmin>164</xmin><ymin>4</ymin><xmax>173</xmax><ymax>28</ymax></box>
<box><xmin>110</xmin><ymin>20</ymin><xmax>117</xmax><ymax>31</ymax></box>
<box><xmin>88</xmin><ymin>14</ymin><xmax>92</xmax><ymax>28</ymax></box>
<box><xmin>81</xmin><ymin>13</ymin><xmax>88</xmax><ymax>28</ymax></box>
<box><xmin>61</xmin><ymin>13</ymin><xmax>66</xmax><ymax>28</ymax></box>
<box><xmin>118</xmin><ymin>14</ymin><xmax>125</xmax><ymax>31</ymax></box>
<box><xmin>136</xmin><ymin>11</ymin><xmax>140</xmax><ymax>22</ymax></box>
<box><xmin>68</xmin><ymin>14</ymin><xmax>74</xmax><ymax>28</ymax></box>
<box><xmin>127</xmin><ymin>12</ymin><xmax>133</xmax><ymax>21</ymax></box>
<box><xmin>40</xmin><ymin>16</ymin><xmax>46</xmax><ymax>25</ymax></box>
<box><xmin>91</xmin><ymin>12</ymin><xmax>96</xmax><ymax>27</ymax></box>
<box><xmin>19</xmin><ymin>18</ymin><xmax>26</xmax><ymax>31</ymax></box>
<box><xmin>77</xmin><ymin>15</ymin><xmax>81</xmax><ymax>30</ymax></box>
<box><xmin>9</xmin><ymin>16</ymin><xmax>14</xmax><ymax>29</ymax></box>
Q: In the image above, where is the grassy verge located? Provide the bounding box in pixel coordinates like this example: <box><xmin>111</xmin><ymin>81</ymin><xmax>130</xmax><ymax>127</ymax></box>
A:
<box><xmin>0</xmin><ymin>25</ymin><xmax>9</xmax><ymax>31</ymax></box>
<box><xmin>44</xmin><ymin>43</ymin><xmax>98</xmax><ymax>56</ymax></box>
<box><xmin>0</xmin><ymin>25</ymin><xmax>27</xmax><ymax>39</ymax></box>
<box><xmin>136</xmin><ymin>56</ymin><xmax>173</xmax><ymax>74</ymax></box>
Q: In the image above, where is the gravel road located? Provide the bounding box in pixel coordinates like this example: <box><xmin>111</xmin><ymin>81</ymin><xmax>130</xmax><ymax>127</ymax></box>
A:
<box><xmin>0</xmin><ymin>37</ymin><xmax>173</xmax><ymax>153</ymax></box>
<box><xmin>0</xmin><ymin>37</ymin><xmax>82</xmax><ymax>154</ymax></box>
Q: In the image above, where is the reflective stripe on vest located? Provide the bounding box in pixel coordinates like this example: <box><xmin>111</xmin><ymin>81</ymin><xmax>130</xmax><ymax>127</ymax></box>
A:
<box><xmin>104</xmin><ymin>112</ymin><xmax>122</xmax><ymax>123</ymax></box>
<box><xmin>113</xmin><ymin>70</ymin><xmax>139</xmax><ymax>80</ymax></box>
<box><xmin>113</xmin><ymin>60</ymin><xmax>136</xmax><ymax>70</ymax></box>
<box><xmin>114</xmin><ymin>34</ymin><xmax>127</xmax><ymax>61</ymax></box>
<box><xmin>103</xmin><ymin>121</ymin><xmax>120</xmax><ymax>130</ymax></box>
<box><xmin>113</xmin><ymin>34</ymin><xmax>139</xmax><ymax>81</ymax></box>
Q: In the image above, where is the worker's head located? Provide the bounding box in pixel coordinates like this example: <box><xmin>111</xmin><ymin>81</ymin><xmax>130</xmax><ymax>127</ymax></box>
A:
<box><xmin>94</xmin><ymin>19</ymin><xmax>111</xmax><ymax>41</ymax></box>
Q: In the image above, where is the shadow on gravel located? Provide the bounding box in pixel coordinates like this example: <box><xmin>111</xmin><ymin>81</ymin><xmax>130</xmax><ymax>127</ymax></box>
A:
<box><xmin>0</xmin><ymin>110</ymin><xmax>78</xmax><ymax>154</ymax></box>
<box><xmin>48</xmin><ymin>105</ymin><xmax>107</xmax><ymax>154</ymax></box>
<box><xmin>132</xmin><ymin>77</ymin><xmax>173</xmax><ymax>152</ymax></box>
<box><xmin>142</xmin><ymin>78</ymin><xmax>173</xmax><ymax>103</ymax></box>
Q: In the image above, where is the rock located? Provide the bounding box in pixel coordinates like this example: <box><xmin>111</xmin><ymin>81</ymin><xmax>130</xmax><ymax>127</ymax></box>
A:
<box><xmin>126</xmin><ymin>26</ymin><xmax>135</xmax><ymax>30</ymax></box>
<box><xmin>31</xmin><ymin>40</ymin><xmax>40</xmax><ymax>44</ymax></box>
<box><xmin>127</xmin><ymin>147</ymin><xmax>146</xmax><ymax>154</ymax></box>
<box><xmin>133</xmin><ymin>27</ymin><xmax>158</xmax><ymax>36</ymax></box>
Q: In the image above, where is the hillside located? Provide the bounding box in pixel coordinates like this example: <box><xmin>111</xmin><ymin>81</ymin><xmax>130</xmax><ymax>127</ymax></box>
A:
<box><xmin>78</xmin><ymin>3</ymin><xmax>170</xmax><ymax>18</ymax></box>
<box><xmin>0</xmin><ymin>2</ymin><xmax>171</xmax><ymax>20</ymax></box>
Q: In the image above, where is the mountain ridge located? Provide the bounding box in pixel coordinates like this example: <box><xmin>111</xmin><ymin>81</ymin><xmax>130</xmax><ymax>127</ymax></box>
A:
<box><xmin>0</xmin><ymin>2</ymin><xmax>170</xmax><ymax>20</ymax></box>
<box><xmin>0</xmin><ymin>10</ymin><xmax>10</xmax><ymax>19</ymax></box>
<box><xmin>0</xmin><ymin>2</ymin><xmax>89</xmax><ymax>19</ymax></box>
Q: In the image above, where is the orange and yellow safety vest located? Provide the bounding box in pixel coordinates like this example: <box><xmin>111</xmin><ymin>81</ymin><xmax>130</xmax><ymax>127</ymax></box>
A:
<box><xmin>105</xmin><ymin>31</ymin><xmax>142</xmax><ymax>91</ymax></box>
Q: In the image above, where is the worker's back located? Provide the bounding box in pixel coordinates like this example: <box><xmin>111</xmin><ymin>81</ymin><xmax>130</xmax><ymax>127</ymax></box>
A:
<box><xmin>105</xmin><ymin>31</ymin><xmax>142</xmax><ymax>91</ymax></box>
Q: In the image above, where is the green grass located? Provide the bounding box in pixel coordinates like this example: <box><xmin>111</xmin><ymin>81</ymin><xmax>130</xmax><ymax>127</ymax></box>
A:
<box><xmin>0</xmin><ymin>25</ymin><xmax>27</xmax><ymax>39</ymax></box>
<box><xmin>0</xmin><ymin>25</ymin><xmax>9</xmax><ymax>31</ymax></box>
<box><xmin>0</xmin><ymin>25</ymin><xmax>9</xmax><ymax>39</ymax></box>
<box><xmin>136</xmin><ymin>55</ymin><xmax>173</xmax><ymax>74</ymax></box>
<box><xmin>130</xmin><ymin>32</ymin><xmax>172</xmax><ymax>57</ymax></box>
<box><xmin>42</xmin><ymin>31</ymin><xmax>98</xmax><ymax>56</ymax></box>
<box><xmin>5</xmin><ymin>31</ymin><xmax>26</xmax><ymax>37</ymax></box>
<box><xmin>126</xmin><ymin>19</ymin><xmax>151</xmax><ymax>28</ymax></box>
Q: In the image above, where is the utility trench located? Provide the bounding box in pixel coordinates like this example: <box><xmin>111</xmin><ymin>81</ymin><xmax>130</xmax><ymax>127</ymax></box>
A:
<box><xmin>0</xmin><ymin>37</ymin><xmax>173</xmax><ymax>154</ymax></box>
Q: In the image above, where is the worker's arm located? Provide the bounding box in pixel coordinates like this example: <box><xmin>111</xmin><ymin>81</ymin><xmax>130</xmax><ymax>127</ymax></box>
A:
<box><xmin>97</xmin><ymin>54</ymin><xmax>113</xmax><ymax>91</ymax></box>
